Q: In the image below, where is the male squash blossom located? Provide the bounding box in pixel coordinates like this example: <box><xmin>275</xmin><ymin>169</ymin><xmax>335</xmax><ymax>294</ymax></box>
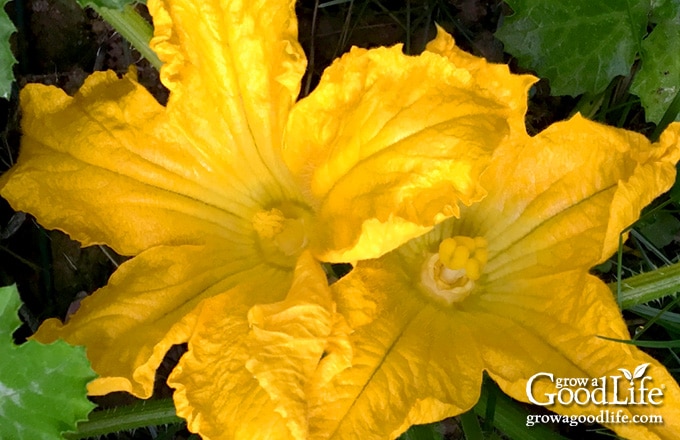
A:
<box><xmin>306</xmin><ymin>116</ymin><xmax>680</xmax><ymax>440</ymax></box>
<box><xmin>283</xmin><ymin>33</ymin><xmax>680</xmax><ymax>440</ymax></box>
<box><xmin>1</xmin><ymin>1</ymin><xmax>680</xmax><ymax>440</ymax></box>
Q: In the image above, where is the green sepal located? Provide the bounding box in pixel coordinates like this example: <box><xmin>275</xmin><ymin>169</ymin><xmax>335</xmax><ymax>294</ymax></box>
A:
<box><xmin>0</xmin><ymin>285</ymin><xmax>97</xmax><ymax>439</ymax></box>
<box><xmin>0</xmin><ymin>0</ymin><xmax>17</xmax><ymax>99</ymax></box>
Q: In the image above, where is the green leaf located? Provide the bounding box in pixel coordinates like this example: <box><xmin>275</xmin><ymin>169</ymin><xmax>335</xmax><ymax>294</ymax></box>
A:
<box><xmin>630</xmin><ymin>0</ymin><xmax>680</xmax><ymax>123</ymax></box>
<box><xmin>74</xmin><ymin>0</ymin><xmax>134</xmax><ymax>9</ymax></box>
<box><xmin>496</xmin><ymin>0</ymin><xmax>649</xmax><ymax>96</ymax></box>
<box><xmin>0</xmin><ymin>0</ymin><xmax>17</xmax><ymax>99</ymax></box>
<box><xmin>636</xmin><ymin>210</ymin><xmax>680</xmax><ymax>248</ymax></box>
<box><xmin>0</xmin><ymin>285</ymin><xmax>96</xmax><ymax>439</ymax></box>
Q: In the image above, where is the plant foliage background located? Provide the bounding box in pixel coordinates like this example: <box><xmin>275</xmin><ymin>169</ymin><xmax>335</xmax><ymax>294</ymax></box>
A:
<box><xmin>1</xmin><ymin>0</ymin><xmax>679</xmax><ymax>439</ymax></box>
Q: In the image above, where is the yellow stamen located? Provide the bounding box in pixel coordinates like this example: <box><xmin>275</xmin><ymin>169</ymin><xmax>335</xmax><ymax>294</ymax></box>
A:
<box><xmin>438</xmin><ymin>238</ymin><xmax>458</xmax><ymax>265</ymax></box>
<box><xmin>474</xmin><ymin>236</ymin><xmax>488</xmax><ymax>248</ymax></box>
<box><xmin>449</xmin><ymin>246</ymin><xmax>470</xmax><ymax>269</ymax></box>
<box><xmin>455</xmin><ymin>236</ymin><xmax>476</xmax><ymax>250</ymax></box>
<box><xmin>464</xmin><ymin>258</ymin><xmax>481</xmax><ymax>281</ymax></box>
<box><xmin>422</xmin><ymin>235</ymin><xmax>488</xmax><ymax>305</ymax></box>
<box><xmin>438</xmin><ymin>235</ymin><xmax>487</xmax><ymax>273</ymax></box>
<box><xmin>475</xmin><ymin>248</ymin><xmax>489</xmax><ymax>266</ymax></box>
<box><xmin>253</xmin><ymin>208</ymin><xmax>286</xmax><ymax>239</ymax></box>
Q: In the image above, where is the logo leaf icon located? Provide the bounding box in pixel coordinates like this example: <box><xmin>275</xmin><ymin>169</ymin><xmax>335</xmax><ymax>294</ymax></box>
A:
<box><xmin>619</xmin><ymin>368</ymin><xmax>633</xmax><ymax>381</ymax></box>
<box><xmin>633</xmin><ymin>363</ymin><xmax>651</xmax><ymax>380</ymax></box>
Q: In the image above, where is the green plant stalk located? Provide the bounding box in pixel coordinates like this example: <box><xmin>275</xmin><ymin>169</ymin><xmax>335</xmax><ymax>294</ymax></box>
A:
<box><xmin>92</xmin><ymin>4</ymin><xmax>162</xmax><ymax>70</ymax></box>
<box><xmin>459</xmin><ymin>410</ymin><xmax>484</xmax><ymax>440</ymax></box>
<box><xmin>650</xmin><ymin>86</ymin><xmax>680</xmax><ymax>142</ymax></box>
<box><xmin>65</xmin><ymin>399</ymin><xmax>181</xmax><ymax>439</ymax></box>
<box><xmin>610</xmin><ymin>260</ymin><xmax>680</xmax><ymax>309</ymax></box>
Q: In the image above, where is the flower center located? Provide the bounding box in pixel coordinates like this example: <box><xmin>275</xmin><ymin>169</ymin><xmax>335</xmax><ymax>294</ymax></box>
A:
<box><xmin>421</xmin><ymin>235</ymin><xmax>488</xmax><ymax>304</ymax></box>
<box><xmin>253</xmin><ymin>205</ymin><xmax>309</xmax><ymax>258</ymax></box>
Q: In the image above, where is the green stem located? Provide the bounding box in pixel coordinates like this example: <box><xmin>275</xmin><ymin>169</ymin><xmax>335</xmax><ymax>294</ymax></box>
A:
<box><xmin>610</xmin><ymin>260</ymin><xmax>680</xmax><ymax>310</ymax></box>
<box><xmin>481</xmin><ymin>381</ymin><xmax>496</xmax><ymax>432</ymax></box>
<box><xmin>459</xmin><ymin>410</ymin><xmax>484</xmax><ymax>440</ymax></box>
<box><xmin>91</xmin><ymin>4</ymin><xmax>162</xmax><ymax>70</ymax></box>
<box><xmin>65</xmin><ymin>399</ymin><xmax>181</xmax><ymax>439</ymax></box>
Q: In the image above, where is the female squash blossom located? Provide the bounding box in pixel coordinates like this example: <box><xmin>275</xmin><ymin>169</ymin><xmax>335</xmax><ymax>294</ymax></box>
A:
<box><xmin>2</xmin><ymin>0</ymin><xmax>680</xmax><ymax>439</ymax></box>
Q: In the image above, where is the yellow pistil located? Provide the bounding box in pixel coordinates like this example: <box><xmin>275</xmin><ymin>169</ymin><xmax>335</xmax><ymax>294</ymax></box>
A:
<box><xmin>253</xmin><ymin>206</ymin><xmax>309</xmax><ymax>259</ymax></box>
<box><xmin>421</xmin><ymin>235</ymin><xmax>488</xmax><ymax>304</ymax></box>
<box><xmin>253</xmin><ymin>208</ymin><xmax>287</xmax><ymax>239</ymax></box>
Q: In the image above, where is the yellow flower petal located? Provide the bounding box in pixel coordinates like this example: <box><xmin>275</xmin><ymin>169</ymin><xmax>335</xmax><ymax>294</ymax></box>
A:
<box><xmin>285</xmin><ymin>37</ymin><xmax>535</xmax><ymax>262</ymax></box>
<box><xmin>0</xmin><ymin>71</ymin><xmax>254</xmax><ymax>256</ymax></box>
<box><xmin>313</xmin><ymin>119</ymin><xmax>680</xmax><ymax>439</ymax></box>
<box><xmin>309</xmin><ymin>257</ymin><xmax>483</xmax><ymax>439</ymax></box>
<box><xmin>169</xmin><ymin>252</ymin><xmax>349</xmax><ymax>440</ymax></box>
<box><xmin>470</xmin><ymin>114</ymin><xmax>680</xmax><ymax>282</ymax></box>
<box><xmin>149</xmin><ymin>0</ymin><xmax>306</xmax><ymax>194</ymax></box>
<box><xmin>324</xmin><ymin>258</ymin><xmax>680</xmax><ymax>439</ymax></box>
<box><xmin>478</xmin><ymin>274</ymin><xmax>680</xmax><ymax>440</ymax></box>
<box><xmin>4</xmin><ymin>1</ymin><xmax>317</xmax><ymax>402</ymax></box>
<box><xmin>32</xmin><ymin>241</ymin><xmax>289</xmax><ymax>398</ymax></box>
<box><xmin>1</xmin><ymin>0</ymin><xmax>316</xmax><ymax>259</ymax></box>
<box><xmin>425</xmin><ymin>25</ymin><xmax>533</xmax><ymax>136</ymax></box>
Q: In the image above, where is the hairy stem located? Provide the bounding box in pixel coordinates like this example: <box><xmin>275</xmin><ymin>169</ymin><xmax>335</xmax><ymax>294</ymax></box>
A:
<box><xmin>611</xmin><ymin>260</ymin><xmax>680</xmax><ymax>309</ymax></box>
<box><xmin>65</xmin><ymin>399</ymin><xmax>180</xmax><ymax>439</ymax></box>
<box><xmin>91</xmin><ymin>4</ymin><xmax>162</xmax><ymax>70</ymax></box>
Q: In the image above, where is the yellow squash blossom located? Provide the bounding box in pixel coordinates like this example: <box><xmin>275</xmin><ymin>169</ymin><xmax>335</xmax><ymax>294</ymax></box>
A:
<box><xmin>308</xmin><ymin>105</ymin><xmax>680</xmax><ymax>438</ymax></box>
<box><xmin>4</xmin><ymin>0</ymin><xmax>680</xmax><ymax>438</ymax></box>
<box><xmin>0</xmin><ymin>0</ymin><xmax>533</xmax><ymax>435</ymax></box>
